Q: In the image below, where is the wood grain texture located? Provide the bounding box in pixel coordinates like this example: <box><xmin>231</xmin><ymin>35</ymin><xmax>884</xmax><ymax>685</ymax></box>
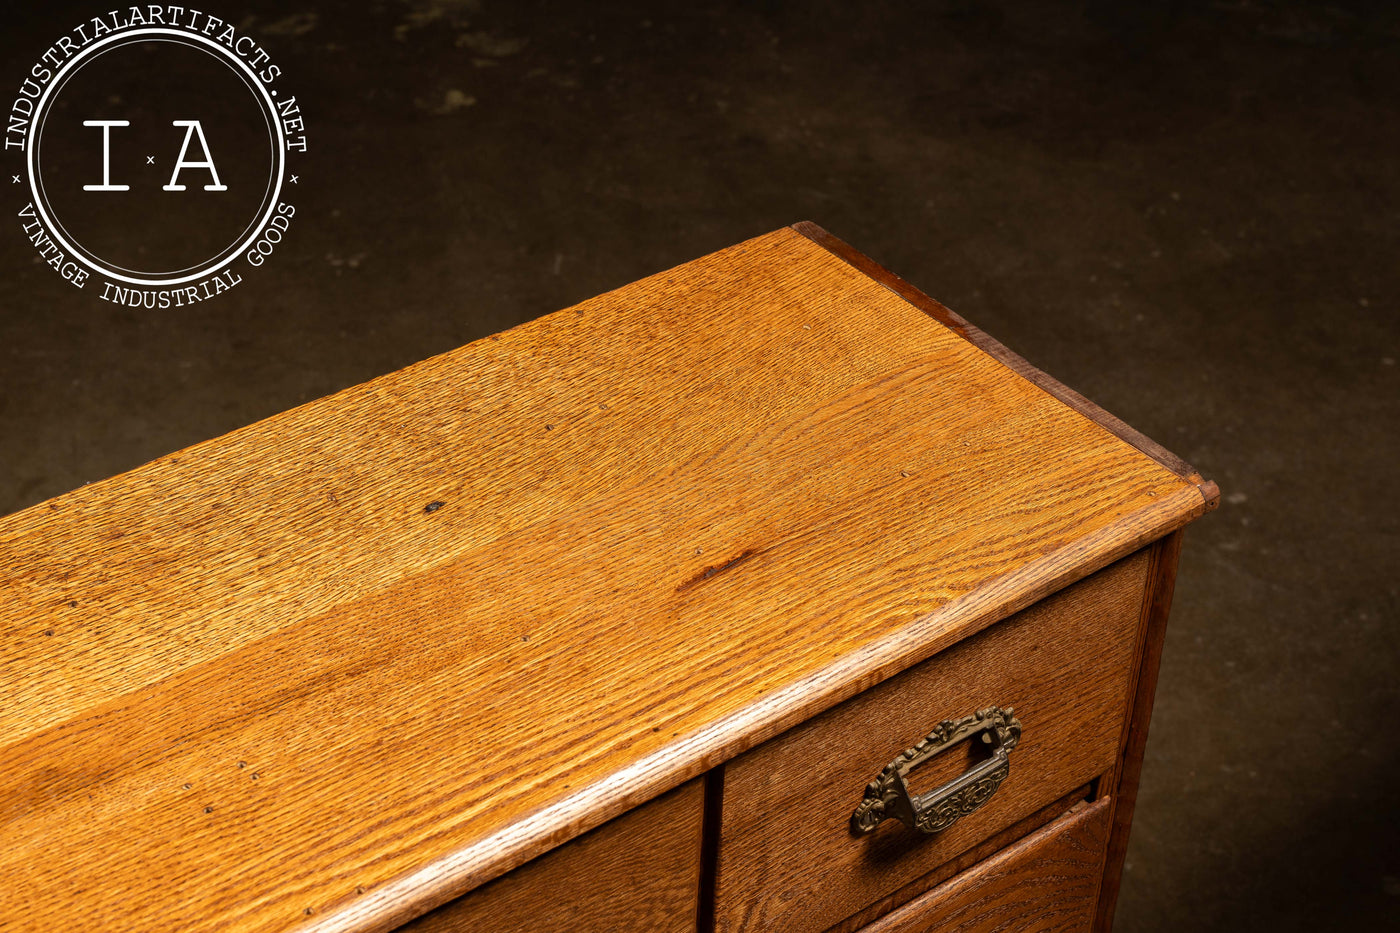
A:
<box><xmin>398</xmin><ymin>779</ymin><xmax>702</xmax><ymax>933</ymax></box>
<box><xmin>1092</xmin><ymin>531</ymin><xmax>1184</xmax><ymax>933</ymax></box>
<box><xmin>714</xmin><ymin>550</ymin><xmax>1148</xmax><ymax>933</ymax></box>
<box><xmin>791</xmin><ymin>222</ymin><xmax>1220</xmax><ymax>511</ymax></box>
<box><xmin>0</xmin><ymin>228</ymin><xmax>1209</xmax><ymax>933</ymax></box>
<box><xmin>860</xmin><ymin>797</ymin><xmax>1112</xmax><ymax>933</ymax></box>
<box><xmin>826</xmin><ymin>784</ymin><xmax>1094</xmax><ymax>933</ymax></box>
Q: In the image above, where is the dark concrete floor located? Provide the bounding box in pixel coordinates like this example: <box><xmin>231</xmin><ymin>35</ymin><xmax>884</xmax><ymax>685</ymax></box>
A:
<box><xmin>2</xmin><ymin>1</ymin><xmax>1397</xmax><ymax>929</ymax></box>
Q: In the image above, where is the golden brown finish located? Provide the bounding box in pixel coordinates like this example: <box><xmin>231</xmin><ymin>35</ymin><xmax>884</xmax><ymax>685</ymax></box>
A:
<box><xmin>826</xmin><ymin>785</ymin><xmax>1095</xmax><ymax>933</ymax></box>
<box><xmin>861</xmin><ymin>797</ymin><xmax>1113</xmax><ymax>933</ymax></box>
<box><xmin>792</xmin><ymin>222</ymin><xmax>1219</xmax><ymax>505</ymax></box>
<box><xmin>0</xmin><ymin>226</ymin><xmax>1213</xmax><ymax>933</ymax></box>
<box><xmin>713</xmin><ymin>550</ymin><xmax>1148</xmax><ymax>933</ymax></box>
<box><xmin>399</xmin><ymin>780</ymin><xmax>703</xmax><ymax>933</ymax></box>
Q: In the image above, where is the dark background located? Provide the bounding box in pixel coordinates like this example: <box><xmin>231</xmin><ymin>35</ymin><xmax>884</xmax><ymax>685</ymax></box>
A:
<box><xmin>2</xmin><ymin>2</ymin><xmax>1397</xmax><ymax>929</ymax></box>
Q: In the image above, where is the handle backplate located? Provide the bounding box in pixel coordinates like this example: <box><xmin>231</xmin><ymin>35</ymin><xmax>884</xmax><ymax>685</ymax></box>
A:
<box><xmin>850</xmin><ymin>706</ymin><xmax>1022</xmax><ymax>836</ymax></box>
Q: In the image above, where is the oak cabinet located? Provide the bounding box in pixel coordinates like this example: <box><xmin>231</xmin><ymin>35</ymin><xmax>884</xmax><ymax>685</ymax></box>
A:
<box><xmin>0</xmin><ymin>225</ymin><xmax>1215</xmax><ymax>933</ymax></box>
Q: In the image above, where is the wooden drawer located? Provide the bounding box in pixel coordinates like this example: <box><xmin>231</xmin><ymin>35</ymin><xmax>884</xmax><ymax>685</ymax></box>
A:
<box><xmin>399</xmin><ymin>779</ymin><xmax>703</xmax><ymax>933</ymax></box>
<box><xmin>859</xmin><ymin>796</ymin><xmax>1112</xmax><ymax>933</ymax></box>
<box><xmin>713</xmin><ymin>549</ymin><xmax>1150</xmax><ymax>933</ymax></box>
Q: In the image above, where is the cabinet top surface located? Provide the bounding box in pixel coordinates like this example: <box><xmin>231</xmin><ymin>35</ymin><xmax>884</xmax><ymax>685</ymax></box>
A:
<box><xmin>0</xmin><ymin>225</ymin><xmax>1212</xmax><ymax>933</ymax></box>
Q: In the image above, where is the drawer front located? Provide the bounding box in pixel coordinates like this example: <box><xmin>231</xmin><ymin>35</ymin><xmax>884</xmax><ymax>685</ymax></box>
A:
<box><xmin>714</xmin><ymin>550</ymin><xmax>1149</xmax><ymax>933</ymax></box>
<box><xmin>861</xmin><ymin>796</ymin><xmax>1112</xmax><ymax>933</ymax></box>
<box><xmin>399</xmin><ymin>779</ymin><xmax>703</xmax><ymax>933</ymax></box>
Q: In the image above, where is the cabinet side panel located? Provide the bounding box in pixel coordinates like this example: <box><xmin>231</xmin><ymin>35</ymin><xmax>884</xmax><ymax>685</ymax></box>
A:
<box><xmin>1093</xmin><ymin>530</ymin><xmax>1183</xmax><ymax>932</ymax></box>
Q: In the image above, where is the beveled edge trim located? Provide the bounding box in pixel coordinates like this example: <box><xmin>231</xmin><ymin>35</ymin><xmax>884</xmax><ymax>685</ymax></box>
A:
<box><xmin>309</xmin><ymin>484</ymin><xmax>1211</xmax><ymax>933</ymax></box>
<box><xmin>790</xmin><ymin>221</ymin><xmax>1219</xmax><ymax>515</ymax></box>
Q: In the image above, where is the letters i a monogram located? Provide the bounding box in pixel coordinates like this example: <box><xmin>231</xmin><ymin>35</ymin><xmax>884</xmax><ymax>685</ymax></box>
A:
<box><xmin>81</xmin><ymin>120</ymin><xmax>227</xmax><ymax>192</ymax></box>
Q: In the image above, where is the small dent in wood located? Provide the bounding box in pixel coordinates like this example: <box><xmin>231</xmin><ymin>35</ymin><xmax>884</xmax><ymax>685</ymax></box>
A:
<box><xmin>423</xmin><ymin>501</ymin><xmax>446</xmax><ymax>514</ymax></box>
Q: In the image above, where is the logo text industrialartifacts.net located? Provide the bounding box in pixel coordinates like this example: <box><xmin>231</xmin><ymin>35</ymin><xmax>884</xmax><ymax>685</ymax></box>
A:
<box><xmin>7</xmin><ymin>7</ymin><xmax>307</xmax><ymax>306</ymax></box>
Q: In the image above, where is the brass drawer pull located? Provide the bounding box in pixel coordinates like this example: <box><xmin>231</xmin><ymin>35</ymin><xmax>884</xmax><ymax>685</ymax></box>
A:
<box><xmin>850</xmin><ymin>706</ymin><xmax>1022</xmax><ymax>836</ymax></box>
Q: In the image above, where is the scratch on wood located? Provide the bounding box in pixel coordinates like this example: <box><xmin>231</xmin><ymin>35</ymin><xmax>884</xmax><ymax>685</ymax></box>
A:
<box><xmin>676</xmin><ymin>548</ymin><xmax>761</xmax><ymax>594</ymax></box>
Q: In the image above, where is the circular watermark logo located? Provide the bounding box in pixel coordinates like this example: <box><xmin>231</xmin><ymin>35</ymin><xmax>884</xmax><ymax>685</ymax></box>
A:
<box><xmin>7</xmin><ymin>8</ymin><xmax>307</xmax><ymax>306</ymax></box>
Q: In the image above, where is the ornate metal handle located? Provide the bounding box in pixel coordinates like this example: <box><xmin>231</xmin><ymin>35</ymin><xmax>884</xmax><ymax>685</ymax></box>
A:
<box><xmin>851</xmin><ymin>706</ymin><xmax>1022</xmax><ymax>836</ymax></box>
